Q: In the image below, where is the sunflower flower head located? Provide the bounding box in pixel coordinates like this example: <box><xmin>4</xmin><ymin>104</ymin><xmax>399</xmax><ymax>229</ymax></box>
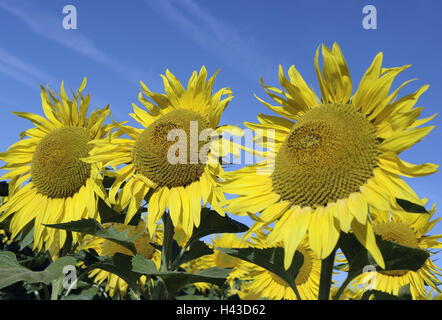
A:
<box><xmin>86</xmin><ymin>67</ymin><xmax>233</xmax><ymax>238</ymax></box>
<box><xmin>231</xmin><ymin>230</ymin><xmax>321</xmax><ymax>300</ymax></box>
<box><xmin>221</xmin><ymin>43</ymin><xmax>438</xmax><ymax>270</ymax></box>
<box><xmin>351</xmin><ymin>202</ymin><xmax>442</xmax><ymax>299</ymax></box>
<box><xmin>0</xmin><ymin>79</ymin><xmax>111</xmax><ymax>252</ymax></box>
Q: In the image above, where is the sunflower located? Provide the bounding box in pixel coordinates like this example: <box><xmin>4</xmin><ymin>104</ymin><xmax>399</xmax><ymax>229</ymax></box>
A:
<box><xmin>233</xmin><ymin>231</ymin><xmax>321</xmax><ymax>300</ymax></box>
<box><xmin>0</xmin><ymin>79</ymin><xmax>111</xmax><ymax>251</ymax></box>
<box><xmin>351</xmin><ymin>202</ymin><xmax>442</xmax><ymax>299</ymax></box>
<box><xmin>186</xmin><ymin>233</ymin><xmax>251</xmax><ymax>294</ymax></box>
<box><xmin>77</xmin><ymin>220</ymin><xmax>159</xmax><ymax>298</ymax></box>
<box><xmin>84</xmin><ymin>67</ymin><xmax>233</xmax><ymax>238</ymax></box>
<box><xmin>221</xmin><ymin>43</ymin><xmax>438</xmax><ymax>269</ymax></box>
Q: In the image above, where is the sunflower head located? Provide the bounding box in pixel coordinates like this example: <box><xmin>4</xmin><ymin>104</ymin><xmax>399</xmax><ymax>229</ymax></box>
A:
<box><xmin>272</xmin><ymin>103</ymin><xmax>379</xmax><ymax>208</ymax></box>
<box><xmin>132</xmin><ymin>108</ymin><xmax>210</xmax><ymax>188</ymax></box>
<box><xmin>31</xmin><ymin>126</ymin><xmax>92</xmax><ymax>198</ymax></box>
<box><xmin>222</xmin><ymin>42</ymin><xmax>437</xmax><ymax>270</ymax></box>
<box><xmin>86</xmin><ymin>67</ymin><xmax>233</xmax><ymax>238</ymax></box>
<box><xmin>355</xmin><ymin>204</ymin><xmax>442</xmax><ymax>298</ymax></box>
<box><xmin>0</xmin><ymin>78</ymin><xmax>111</xmax><ymax>251</ymax></box>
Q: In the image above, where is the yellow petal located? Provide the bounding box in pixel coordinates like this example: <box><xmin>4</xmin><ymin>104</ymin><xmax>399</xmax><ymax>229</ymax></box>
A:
<box><xmin>351</xmin><ymin>219</ymin><xmax>385</xmax><ymax>269</ymax></box>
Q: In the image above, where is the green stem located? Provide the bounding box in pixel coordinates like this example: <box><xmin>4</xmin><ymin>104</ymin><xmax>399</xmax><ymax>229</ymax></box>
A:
<box><xmin>160</xmin><ymin>213</ymin><xmax>174</xmax><ymax>272</ymax></box>
<box><xmin>289</xmin><ymin>282</ymin><xmax>302</xmax><ymax>301</ymax></box>
<box><xmin>333</xmin><ymin>276</ymin><xmax>352</xmax><ymax>300</ymax></box>
<box><xmin>61</xmin><ymin>231</ymin><xmax>73</xmax><ymax>257</ymax></box>
<box><xmin>318</xmin><ymin>246</ymin><xmax>337</xmax><ymax>300</ymax></box>
<box><xmin>42</xmin><ymin>283</ymin><xmax>50</xmax><ymax>300</ymax></box>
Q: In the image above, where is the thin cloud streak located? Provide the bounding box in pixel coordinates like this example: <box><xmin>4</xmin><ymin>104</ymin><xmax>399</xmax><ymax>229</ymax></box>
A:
<box><xmin>0</xmin><ymin>0</ymin><xmax>145</xmax><ymax>85</ymax></box>
<box><xmin>145</xmin><ymin>0</ymin><xmax>271</xmax><ymax>82</ymax></box>
<box><xmin>0</xmin><ymin>47</ymin><xmax>57</xmax><ymax>89</ymax></box>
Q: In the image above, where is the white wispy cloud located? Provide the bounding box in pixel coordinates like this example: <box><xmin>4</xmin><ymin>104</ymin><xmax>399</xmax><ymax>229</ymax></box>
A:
<box><xmin>145</xmin><ymin>0</ymin><xmax>271</xmax><ymax>82</ymax></box>
<box><xmin>0</xmin><ymin>0</ymin><xmax>146</xmax><ymax>85</ymax></box>
<box><xmin>0</xmin><ymin>47</ymin><xmax>56</xmax><ymax>90</ymax></box>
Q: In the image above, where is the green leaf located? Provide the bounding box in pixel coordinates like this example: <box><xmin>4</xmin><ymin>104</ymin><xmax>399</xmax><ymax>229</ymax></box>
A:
<box><xmin>0</xmin><ymin>215</ymin><xmax>12</xmax><ymax>232</ymax></box>
<box><xmin>0</xmin><ymin>251</ymin><xmax>77</xmax><ymax>289</ymax></box>
<box><xmin>396</xmin><ymin>198</ymin><xmax>429</xmax><ymax>214</ymax></box>
<box><xmin>102</xmin><ymin>176</ymin><xmax>116</xmax><ymax>189</ymax></box>
<box><xmin>335</xmin><ymin>233</ymin><xmax>430</xmax><ymax>300</ymax></box>
<box><xmin>339</xmin><ymin>233</ymin><xmax>429</xmax><ymax>280</ymax></box>
<box><xmin>76</xmin><ymin>250</ymin><xmax>141</xmax><ymax>292</ymax></box>
<box><xmin>360</xmin><ymin>288</ymin><xmax>412</xmax><ymax>300</ymax></box>
<box><xmin>132</xmin><ymin>254</ymin><xmax>158</xmax><ymax>274</ymax></box>
<box><xmin>153</xmin><ymin>267</ymin><xmax>231</xmax><ymax>298</ymax></box>
<box><xmin>17</xmin><ymin>224</ymin><xmax>34</xmax><ymax>251</ymax></box>
<box><xmin>44</xmin><ymin>218</ymin><xmax>138</xmax><ymax>254</ymax></box>
<box><xmin>188</xmin><ymin>208</ymin><xmax>249</xmax><ymax>244</ymax></box>
<box><xmin>398</xmin><ymin>284</ymin><xmax>413</xmax><ymax>300</ymax></box>
<box><xmin>180</xmin><ymin>240</ymin><xmax>214</xmax><ymax>265</ymax></box>
<box><xmin>132</xmin><ymin>252</ymin><xmax>230</xmax><ymax>298</ymax></box>
<box><xmin>98</xmin><ymin>198</ymin><xmax>142</xmax><ymax>226</ymax></box>
<box><xmin>217</xmin><ymin>247</ymin><xmax>304</xmax><ymax>294</ymax></box>
<box><xmin>61</xmin><ymin>287</ymin><xmax>99</xmax><ymax>300</ymax></box>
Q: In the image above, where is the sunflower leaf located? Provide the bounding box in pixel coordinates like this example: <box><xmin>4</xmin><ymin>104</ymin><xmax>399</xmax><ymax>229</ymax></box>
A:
<box><xmin>132</xmin><ymin>254</ymin><xmax>158</xmax><ymax>274</ymax></box>
<box><xmin>335</xmin><ymin>232</ymin><xmax>430</xmax><ymax>299</ymax></box>
<box><xmin>75</xmin><ymin>250</ymin><xmax>141</xmax><ymax>292</ymax></box>
<box><xmin>216</xmin><ymin>247</ymin><xmax>304</xmax><ymax>295</ymax></box>
<box><xmin>180</xmin><ymin>240</ymin><xmax>214</xmax><ymax>265</ymax></box>
<box><xmin>187</xmin><ymin>208</ymin><xmax>249</xmax><ymax>244</ymax></box>
<box><xmin>44</xmin><ymin>218</ymin><xmax>137</xmax><ymax>254</ymax></box>
<box><xmin>97</xmin><ymin>198</ymin><xmax>141</xmax><ymax>226</ymax></box>
<box><xmin>0</xmin><ymin>215</ymin><xmax>12</xmax><ymax>232</ymax></box>
<box><xmin>396</xmin><ymin>198</ymin><xmax>429</xmax><ymax>214</ymax></box>
<box><xmin>0</xmin><ymin>251</ymin><xmax>77</xmax><ymax>290</ymax></box>
<box><xmin>155</xmin><ymin>268</ymin><xmax>231</xmax><ymax>299</ymax></box>
<box><xmin>131</xmin><ymin>252</ymin><xmax>230</xmax><ymax>298</ymax></box>
<box><xmin>360</xmin><ymin>290</ymin><xmax>399</xmax><ymax>300</ymax></box>
<box><xmin>18</xmin><ymin>224</ymin><xmax>34</xmax><ymax>251</ymax></box>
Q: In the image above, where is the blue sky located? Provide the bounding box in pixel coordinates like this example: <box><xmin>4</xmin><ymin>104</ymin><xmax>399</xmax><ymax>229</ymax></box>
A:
<box><xmin>0</xmin><ymin>0</ymin><xmax>441</xmax><ymax>279</ymax></box>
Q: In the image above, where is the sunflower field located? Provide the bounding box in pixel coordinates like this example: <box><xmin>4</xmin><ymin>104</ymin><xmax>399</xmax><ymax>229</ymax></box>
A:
<box><xmin>0</xmin><ymin>43</ymin><xmax>441</xmax><ymax>302</ymax></box>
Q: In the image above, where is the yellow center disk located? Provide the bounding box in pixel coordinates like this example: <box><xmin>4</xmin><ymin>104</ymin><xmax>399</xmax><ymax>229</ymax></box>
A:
<box><xmin>132</xmin><ymin>109</ymin><xmax>210</xmax><ymax>188</ymax></box>
<box><xmin>31</xmin><ymin>126</ymin><xmax>92</xmax><ymax>198</ymax></box>
<box><xmin>271</xmin><ymin>103</ymin><xmax>379</xmax><ymax>208</ymax></box>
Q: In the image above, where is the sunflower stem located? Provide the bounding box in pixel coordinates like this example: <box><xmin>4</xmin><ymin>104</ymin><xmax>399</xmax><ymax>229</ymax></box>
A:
<box><xmin>333</xmin><ymin>276</ymin><xmax>352</xmax><ymax>300</ymax></box>
<box><xmin>61</xmin><ymin>231</ymin><xmax>73</xmax><ymax>257</ymax></box>
<box><xmin>318</xmin><ymin>246</ymin><xmax>337</xmax><ymax>300</ymax></box>
<box><xmin>160</xmin><ymin>212</ymin><xmax>174</xmax><ymax>272</ymax></box>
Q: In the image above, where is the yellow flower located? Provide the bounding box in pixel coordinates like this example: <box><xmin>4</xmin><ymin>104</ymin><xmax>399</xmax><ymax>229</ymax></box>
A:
<box><xmin>233</xmin><ymin>231</ymin><xmax>321</xmax><ymax>300</ymax></box>
<box><xmin>85</xmin><ymin>67</ymin><xmax>233</xmax><ymax>238</ymax></box>
<box><xmin>77</xmin><ymin>219</ymin><xmax>159</xmax><ymax>298</ymax></box>
<box><xmin>221</xmin><ymin>43</ymin><xmax>437</xmax><ymax>269</ymax></box>
<box><xmin>0</xmin><ymin>79</ymin><xmax>111</xmax><ymax>251</ymax></box>
<box><xmin>352</xmin><ymin>202</ymin><xmax>442</xmax><ymax>299</ymax></box>
<box><xmin>186</xmin><ymin>233</ymin><xmax>251</xmax><ymax>294</ymax></box>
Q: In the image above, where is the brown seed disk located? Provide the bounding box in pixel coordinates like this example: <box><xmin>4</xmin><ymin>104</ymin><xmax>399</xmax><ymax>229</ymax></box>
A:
<box><xmin>132</xmin><ymin>109</ymin><xmax>210</xmax><ymax>188</ymax></box>
<box><xmin>271</xmin><ymin>103</ymin><xmax>379</xmax><ymax>208</ymax></box>
<box><xmin>31</xmin><ymin>126</ymin><xmax>92</xmax><ymax>198</ymax></box>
